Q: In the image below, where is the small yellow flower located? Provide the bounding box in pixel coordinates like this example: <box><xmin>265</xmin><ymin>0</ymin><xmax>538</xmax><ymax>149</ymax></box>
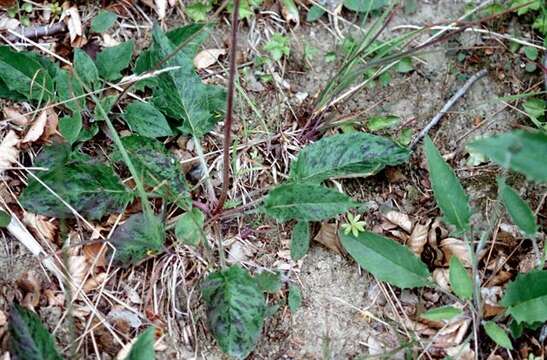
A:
<box><xmin>341</xmin><ymin>213</ymin><xmax>366</xmax><ymax>237</ymax></box>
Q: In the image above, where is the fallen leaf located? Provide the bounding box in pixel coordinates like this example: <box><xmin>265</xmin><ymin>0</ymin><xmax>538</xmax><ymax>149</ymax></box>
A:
<box><xmin>83</xmin><ymin>272</ymin><xmax>107</xmax><ymax>293</ymax></box>
<box><xmin>446</xmin><ymin>343</ymin><xmax>475</xmax><ymax>360</ymax></box>
<box><xmin>155</xmin><ymin>0</ymin><xmax>167</xmax><ymax>19</ymax></box>
<box><xmin>432</xmin><ymin>268</ymin><xmax>450</xmax><ymax>291</ymax></box>
<box><xmin>3</xmin><ymin>107</ymin><xmax>28</xmax><ymax>126</ymax></box>
<box><xmin>22</xmin><ymin>110</ymin><xmax>48</xmax><ymax>143</ymax></box>
<box><xmin>440</xmin><ymin>238</ymin><xmax>471</xmax><ymax>267</ymax></box>
<box><xmin>44</xmin><ymin>289</ymin><xmax>64</xmax><ymax>306</ymax></box>
<box><xmin>409</xmin><ymin>220</ymin><xmax>430</xmax><ymax>256</ymax></box>
<box><xmin>23</xmin><ymin>212</ymin><xmax>57</xmax><ymax>242</ymax></box>
<box><xmin>0</xmin><ymin>130</ymin><xmax>20</xmax><ymax>172</ymax></box>
<box><xmin>383</xmin><ymin>210</ymin><xmax>412</xmax><ymax>233</ymax></box>
<box><xmin>68</xmin><ymin>255</ymin><xmax>89</xmax><ymax>295</ymax></box>
<box><xmin>82</xmin><ymin>242</ymin><xmax>107</xmax><ymax>268</ymax></box>
<box><xmin>434</xmin><ymin>319</ymin><xmax>470</xmax><ymax>348</ymax></box>
<box><xmin>0</xmin><ymin>310</ymin><xmax>6</xmax><ymax>326</ymax></box>
<box><xmin>17</xmin><ymin>272</ymin><xmax>41</xmax><ymax>309</ymax></box>
<box><xmin>313</xmin><ymin>222</ymin><xmax>345</xmax><ymax>255</ymax></box>
<box><xmin>43</xmin><ymin>109</ymin><xmax>59</xmax><ymax>141</ymax></box>
<box><xmin>62</xmin><ymin>6</ymin><xmax>83</xmax><ymax>44</ymax></box>
<box><xmin>193</xmin><ymin>49</ymin><xmax>226</xmax><ymax>69</ymax></box>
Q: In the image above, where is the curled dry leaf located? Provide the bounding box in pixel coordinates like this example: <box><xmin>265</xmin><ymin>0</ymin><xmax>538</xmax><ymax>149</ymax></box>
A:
<box><xmin>68</xmin><ymin>255</ymin><xmax>89</xmax><ymax>295</ymax></box>
<box><xmin>194</xmin><ymin>49</ymin><xmax>226</xmax><ymax>70</ymax></box>
<box><xmin>409</xmin><ymin>220</ymin><xmax>431</xmax><ymax>256</ymax></box>
<box><xmin>23</xmin><ymin>213</ymin><xmax>57</xmax><ymax>242</ymax></box>
<box><xmin>432</xmin><ymin>268</ymin><xmax>450</xmax><ymax>291</ymax></box>
<box><xmin>0</xmin><ymin>130</ymin><xmax>20</xmax><ymax>172</ymax></box>
<box><xmin>43</xmin><ymin>109</ymin><xmax>59</xmax><ymax>141</ymax></box>
<box><xmin>62</xmin><ymin>6</ymin><xmax>83</xmax><ymax>44</ymax></box>
<box><xmin>17</xmin><ymin>272</ymin><xmax>41</xmax><ymax>309</ymax></box>
<box><xmin>22</xmin><ymin>110</ymin><xmax>48</xmax><ymax>143</ymax></box>
<box><xmin>383</xmin><ymin>210</ymin><xmax>413</xmax><ymax>233</ymax></box>
<box><xmin>313</xmin><ymin>222</ymin><xmax>345</xmax><ymax>255</ymax></box>
<box><xmin>3</xmin><ymin>107</ymin><xmax>28</xmax><ymax>126</ymax></box>
<box><xmin>440</xmin><ymin>238</ymin><xmax>471</xmax><ymax>267</ymax></box>
<box><xmin>83</xmin><ymin>272</ymin><xmax>107</xmax><ymax>293</ymax></box>
<box><xmin>434</xmin><ymin>318</ymin><xmax>470</xmax><ymax>348</ymax></box>
<box><xmin>82</xmin><ymin>242</ymin><xmax>107</xmax><ymax>268</ymax></box>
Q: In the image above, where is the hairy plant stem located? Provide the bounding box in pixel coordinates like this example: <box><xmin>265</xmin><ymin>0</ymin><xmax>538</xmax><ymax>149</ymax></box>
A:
<box><xmin>213</xmin><ymin>0</ymin><xmax>240</xmax><ymax>215</ymax></box>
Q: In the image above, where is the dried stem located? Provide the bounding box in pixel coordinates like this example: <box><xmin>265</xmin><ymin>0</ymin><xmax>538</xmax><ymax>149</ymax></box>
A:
<box><xmin>213</xmin><ymin>0</ymin><xmax>240</xmax><ymax>214</ymax></box>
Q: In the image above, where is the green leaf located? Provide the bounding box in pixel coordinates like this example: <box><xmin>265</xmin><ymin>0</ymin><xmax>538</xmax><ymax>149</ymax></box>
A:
<box><xmin>367</xmin><ymin>115</ymin><xmax>400</xmax><ymax>131</ymax></box>
<box><xmin>94</xmin><ymin>95</ymin><xmax>117</xmax><ymax>121</ymax></box>
<box><xmin>497</xmin><ymin>178</ymin><xmax>537</xmax><ymax>236</ymax></box>
<box><xmin>288</xmin><ymin>284</ymin><xmax>302</xmax><ymax>312</ymax></box>
<box><xmin>175</xmin><ymin>208</ymin><xmax>205</xmax><ymax>246</ymax></box>
<box><xmin>500</xmin><ymin>270</ymin><xmax>547</xmax><ymax>324</ymax></box>
<box><xmin>123</xmin><ymin>101</ymin><xmax>174</xmax><ymax>138</ymax></box>
<box><xmin>91</xmin><ymin>10</ymin><xmax>118</xmax><ymax>33</ymax></box>
<box><xmin>111</xmin><ymin>213</ymin><xmax>165</xmax><ymax>264</ymax></box>
<box><xmin>343</xmin><ymin>0</ymin><xmax>387</xmax><ymax>12</ymax></box>
<box><xmin>96</xmin><ymin>40</ymin><xmax>134</xmax><ymax>81</ymax></box>
<box><xmin>424</xmin><ymin>136</ymin><xmax>471</xmax><ymax>233</ymax></box>
<box><xmin>449</xmin><ymin>256</ymin><xmax>473</xmax><ymax>301</ymax></box>
<box><xmin>522</xmin><ymin>98</ymin><xmax>545</xmax><ymax>126</ymax></box>
<box><xmin>306</xmin><ymin>4</ymin><xmax>325</xmax><ymax>21</ymax></box>
<box><xmin>0</xmin><ymin>209</ymin><xmax>11</xmax><ymax>228</ymax></box>
<box><xmin>0</xmin><ymin>46</ymin><xmax>55</xmax><ymax>101</ymax></box>
<box><xmin>54</xmin><ymin>69</ymin><xmax>85</xmax><ymax>113</ymax></box>
<box><xmin>291</xmin><ymin>221</ymin><xmax>310</xmax><ymax>261</ymax></box>
<box><xmin>8</xmin><ymin>303</ymin><xmax>63</xmax><ymax>360</ymax></box>
<box><xmin>511</xmin><ymin>0</ymin><xmax>540</xmax><ymax>15</ymax></box>
<box><xmin>202</xmin><ymin>265</ymin><xmax>266</xmax><ymax>359</ymax></box>
<box><xmin>73</xmin><ymin>49</ymin><xmax>99</xmax><ymax>89</ymax></box>
<box><xmin>255</xmin><ymin>271</ymin><xmax>282</xmax><ymax>294</ymax></box>
<box><xmin>114</xmin><ymin>136</ymin><xmax>188</xmax><ymax>204</ymax></box>
<box><xmin>150</xmin><ymin>26</ymin><xmax>226</xmax><ymax>137</ymax></box>
<box><xmin>59</xmin><ymin>113</ymin><xmax>82</xmax><ymax>145</ymax></box>
<box><xmin>185</xmin><ymin>2</ymin><xmax>212</xmax><ymax>21</ymax></box>
<box><xmin>263</xmin><ymin>33</ymin><xmax>290</xmax><ymax>61</ymax></box>
<box><xmin>396</xmin><ymin>57</ymin><xmax>413</xmax><ymax>73</ymax></box>
<box><xmin>532</xmin><ymin>9</ymin><xmax>547</xmax><ymax>35</ymax></box>
<box><xmin>289</xmin><ymin>133</ymin><xmax>410</xmax><ymax>183</ymax></box>
<box><xmin>124</xmin><ymin>327</ymin><xmax>155</xmax><ymax>360</ymax></box>
<box><xmin>523</xmin><ymin>46</ymin><xmax>538</xmax><ymax>61</ymax></box>
<box><xmin>467</xmin><ymin>130</ymin><xmax>547</xmax><ymax>182</ymax></box>
<box><xmin>19</xmin><ymin>156</ymin><xmax>132</xmax><ymax>220</ymax></box>
<box><xmin>263</xmin><ymin>183</ymin><xmax>357</xmax><ymax>222</ymax></box>
<box><xmin>483</xmin><ymin>321</ymin><xmax>513</xmax><ymax>350</ymax></box>
<box><xmin>420</xmin><ymin>306</ymin><xmax>463</xmax><ymax>321</ymax></box>
<box><xmin>341</xmin><ymin>231</ymin><xmax>431</xmax><ymax>288</ymax></box>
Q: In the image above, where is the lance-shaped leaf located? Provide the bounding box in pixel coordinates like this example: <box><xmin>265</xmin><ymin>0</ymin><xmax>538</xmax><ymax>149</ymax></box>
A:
<box><xmin>497</xmin><ymin>178</ymin><xmax>537</xmax><ymax>236</ymax></box>
<box><xmin>114</xmin><ymin>136</ymin><xmax>189</xmax><ymax>204</ymax></box>
<box><xmin>263</xmin><ymin>183</ymin><xmax>357</xmax><ymax>222</ymax></box>
<box><xmin>424</xmin><ymin>136</ymin><xmax>470</xmax><ymax>233</ymax></box>
<box><xmin>124</xmin><ymin>327</ymin><xmax>155</xmax><ymax>360</ymax></box>
<box><xmin>289</xmin><ymin>132</ymin><xmax>410</xmax><ymax>183</ymax></box>
<box><xmin>0</xmin><ymin>46</ymin><xmax>55</xmax><ymax>101</ymax></box>
<box><xmin>149</xmin><ymin>26</ymin><xmax>226</xmax><ymax>137</ymax></box>
<box><xmin>449</xmin><ymin>256</ymin><xmax>473</xmax><ymax>301</ymax></box>
<box><xmin>483</xmin><ymin>321</ymin><xmax>513</xmax><ymax>350</ymax></box>
<box><xmin>19</xmin><ymin>159</ymin><xmax>132</xmax><ymax>220</ymax></box>
<box><xmin>73</xmin><ymin>49</ymin><xmax>99</xmax><ymax>89</ymax></box>
<box><xmin>55</xmin><ymin>69</ymin><xmax>85</xmax><ymax>113</ymax></box>
<box><xmin>110</xmin><ymin>213</ymin><xmax>165</xmax><ymax>264</ymax></box>
<box><xmin>340</xmin><ymin>231</ymin><xmax>431</xmax><ymax>288</ymax></box>
<box><xmin>500</xmin><ymin>270</ymin><xmax>547</xmax><ymax>324</ymax></box>
<box><xmin>202</xmin><ymin>265</ymin><xmax>266</xmax><ymax>359</ymax></box>
<box><xmin>467</xmin><ymin>130</ymin><xmax>547</xmax><ymax>182</ymax></box>
<box><xmin>291</xmin><ymin>221</ymin><xmax>310</xmax><ymax>260</ymax></box>
<box><xmin>9</xmin><ymin>303</ymin><xmax>63</xmax><ymax>360</ymax></box>
<box><xmin>420</xmin><ymin>306</ymin><xmax>462</xmax><ymax>321</ymax></box>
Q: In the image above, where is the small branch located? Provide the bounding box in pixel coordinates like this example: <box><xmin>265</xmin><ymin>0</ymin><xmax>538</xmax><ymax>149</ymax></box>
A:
<box><xmin>410</xmin><ymin>69</ymin><xmax>487</xmax><ymax>149</ymax></box>
<box><xmin>6</xmin><ymin>22</ymin><xmax>66</xmax><ymax>42</ymax></box>
<box><xmin>213</xmin><ymin>0</ymin><xmax>240</xmax><ymax>214</ymax></box>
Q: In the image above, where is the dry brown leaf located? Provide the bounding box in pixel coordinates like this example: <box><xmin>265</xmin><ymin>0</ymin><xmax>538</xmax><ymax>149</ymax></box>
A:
<box><xmin>43</xmin><ymin>109</ymin><xmax>59</xmax><ymax>141</ymax></box>
<box><xmin>383</xmin><ymin>210</ymin><xmax>412</xmax><ymax>233</ymax></box>
<box><xmin>83</xmin><ymin>272</ymin><xmax>107</xmax><ymax>293</ymax></box>
<box><xmin>432</xmin><ymin>268</ymin><xmax>450</xmax><ymax>291</ymax></box>
<box><xmin>22</xmin><ymin>110</ymin><xmax>48</xmax><ymax>143</ymax></box>
<box><xmin>440</xmin><ymin>238</ymin><xmax>471</xmax><ymax>267</ymax></box>
<box><xmin>0</xmin><ymin>310</ymin><xmax>6</xmax><ymax>326</ymax></box>
<box><xmin>409</xmin><ymin>220</ymin><xmax>431</xmax><ymax>256</ymax></box>
<box><xmin>434</xmin><ymin>319</ymin><xmax>470</xmax><ymax>348</ymax></box>
<box><xmin>0</xmin><ymin>130</ymin><xmax>20</xmax><ymax>172</ymax></box>
<box><xmin>62</xmin><ymin>6</ymin><xmax>82</xmax><ymax>44</ymax></box>
<box><xmin>44</xmin><ymin>289</ymin><xmax>64</xmax><ymax>306</ymax></box>
<box><xmin>83</xmin><ymin>242</ymin><xmax>107</xmax><ymax>268</ymax></box>
<box><xmin>68</xmin><ymin>255</ymin><xmax>89</xmax><ymax>294</ymax></box>
<box><xmin>3</xmin><ymin>107</ymin><xmax>29</xmax><ymax>126</ymax></box>
<box><xmin>155</xmin><ymin>0</ymin><xmax>167</xmax><ymax>19</ymax></box>
<box><xmin>23</xmin><ymin>212</ymin><xmax>57</xmax><ymax>242</ymax></box>
<box><xmin>313</xmin><ymin>222</ymin><xmax>345</xmax><ymax>255</ymax></box>
<box><xmin>446</xmin><ymin>343</ymin><xmax>475</xmax><ymax>360</ymax></box>
<box><xmin>194</xmin><ymin>49</ymin><xmax>226</xmax><ymax>69</ymax></box>
<box><xmin>17</xmin><ymin>272</ymin><xmax>41</xmax><ymax>309</ymax></box>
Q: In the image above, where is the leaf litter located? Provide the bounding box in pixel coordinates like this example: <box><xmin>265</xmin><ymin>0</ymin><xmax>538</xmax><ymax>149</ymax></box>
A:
<box><xmin>0</xmin><ymin>0</ymin><xmax>545</xmax><ymax>359</ymax></box>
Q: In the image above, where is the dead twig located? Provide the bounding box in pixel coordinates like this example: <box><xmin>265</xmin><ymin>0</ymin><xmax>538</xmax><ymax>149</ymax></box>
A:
<box><xmin>6</xmin><ymin>21</ymin><xmax>66</xmax><ymax>42</ymax></box>
<box><xmin>410</xmin><ymin>69</ymin><xmax>488</xmax><ymax>149</ymax></box>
